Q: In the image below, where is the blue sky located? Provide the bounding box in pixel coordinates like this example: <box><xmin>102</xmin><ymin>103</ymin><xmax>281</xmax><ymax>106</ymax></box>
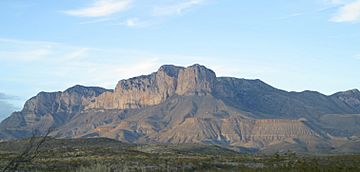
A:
<box><xmin>0</xmin><ymin>0</ymin><xmax>360</xmax><ymax>120</ymax></box>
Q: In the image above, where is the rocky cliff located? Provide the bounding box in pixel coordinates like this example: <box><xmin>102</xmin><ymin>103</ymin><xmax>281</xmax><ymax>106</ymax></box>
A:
<box><xmin>1</xmin><ymin>64</ymin><xmax>359</xmax><ymax>152</ymax></box>
<box><xmin>87</xmin><ymin>64</ymin><xmax>216</xmax><ymax>110</ymax></box>
<box><xmin>0</xmin><ymin>85</ymin><xmax>110</xmax><ymax>140</ymax></box>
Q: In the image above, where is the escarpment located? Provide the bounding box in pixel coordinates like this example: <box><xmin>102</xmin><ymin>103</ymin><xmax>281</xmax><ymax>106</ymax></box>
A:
<box><xmin>87</xmin><ymin>64</ymin><xmax>216</xmax><ymax>110</ymax></box>
<box><xmin>1</xmin><ymin>64</ymin><xmax>360</xmax><ymax>153</ymax></box>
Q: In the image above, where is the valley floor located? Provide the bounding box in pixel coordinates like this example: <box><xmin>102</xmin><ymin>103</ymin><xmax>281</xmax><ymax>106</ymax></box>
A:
<box><xmin>0</xmin><ymin>138</ymin><xmax>359</xmax><ymax>172</ymax></box>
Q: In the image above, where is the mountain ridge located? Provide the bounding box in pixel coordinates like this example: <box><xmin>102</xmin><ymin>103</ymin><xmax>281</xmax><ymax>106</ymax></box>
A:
<box><xmin>1</xmin><ymin>64</ymin><xmax>359</xmax><ymax>153</ymax></box>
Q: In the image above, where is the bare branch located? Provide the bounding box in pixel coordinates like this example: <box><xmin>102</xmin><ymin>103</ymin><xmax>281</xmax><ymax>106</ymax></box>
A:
<box><xmin>2</xmin><ymin>127</ymin><xmax>54</xmax><ymax>172</ymax></box>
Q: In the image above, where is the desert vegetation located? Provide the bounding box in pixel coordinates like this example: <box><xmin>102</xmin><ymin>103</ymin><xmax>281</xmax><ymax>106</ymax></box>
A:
<box><xmin>0</xmin><ymin>137</ymin><xmax>359</xmax><ymax>172</ymax></box>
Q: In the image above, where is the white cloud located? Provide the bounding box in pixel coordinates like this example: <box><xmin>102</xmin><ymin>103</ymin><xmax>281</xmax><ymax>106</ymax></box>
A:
<box><xmin>330</xmin><ymin>0</ymin><xmax>360</xmax><ymax>22</ymax></box>
<box><xmin>125</xmin><ymin>18</ymin><xmax>144</xmax><ymax>27</ymax></box>
<box><xmin>153</xmin><ymin>0</ymin><xmax>206</xmax><ymax>16</ymax></box>
<box><xmin>277</xmin><ymin>12</ymin><xmax>305</xmax><ymax>20</ymax></box>
<box><xmin>115</xmin><ymin>17</ymin><xmax>151</xmax><ymax>27</ymax></box>
<box><xmin>64</xmin><ymin>0</ymin><xmax>132</xmax><ymax>17</ymax></box>
<box><xmin>63</xmin><ymin>0</ymin><xmax>210</xmax><ymax>27</ymax></box>
<box><xmin>0</xmin><ymin>47</ymin><xmax>52</xmax><ymax>61</ymax></box>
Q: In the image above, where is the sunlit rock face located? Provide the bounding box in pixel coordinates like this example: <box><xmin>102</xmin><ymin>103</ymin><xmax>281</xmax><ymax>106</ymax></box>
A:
<box><xmin>87</xmin><ymin>64</ymin><xmax>216</xmax><ymax>110</ymax></box>
<box><xmin>0</xmin><ymin>85</ymin><xmax>109</xmax><ymax>138</ymax></box>
<box><xmin>175</xmin><ymin>64</ymin><xmax>216</xmax><ymax>96</ymax></box>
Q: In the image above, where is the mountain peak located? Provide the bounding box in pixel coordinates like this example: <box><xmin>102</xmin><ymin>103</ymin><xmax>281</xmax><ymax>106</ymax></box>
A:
<box><xmin>347</xmin><ymin>89</ymin><xmax>360</xmax><ymax>93</ymax></box>
<box><xmin>158</xmin><ymin>64</ymin><xmax>184</xmax><ymax>71</ymax></box>
<box><xmin>175</xmin><ymin>64</ymin><xmax>216</xmax><ymax>95</ymax></box>
<box><xmin>157</xmin><ymin>64</ymin><xmax>215</xmax><ymax>78</ymax></box>
<box><xmin>157</xmin><ymin>64</ymin><xmax>184</xmax><ymax>77</ymax></box>
<box><xmin>65</xmin><ymin>85</ymin><xmax>88</xmax><ymax>92</ymax></box>
<box><xmin>332</xmin><ymin>89</ymin><xmax>360</xmax><ymax>97</ymax></box>
<box><xmin>187</xmin><ymin>64</ymin><xmax>215</xmax><ymax>74</ymax></box>
<box><xmin>188</xmin><ymin>63</ymin><xmax>206</xmax><ymax>68</ymax></box>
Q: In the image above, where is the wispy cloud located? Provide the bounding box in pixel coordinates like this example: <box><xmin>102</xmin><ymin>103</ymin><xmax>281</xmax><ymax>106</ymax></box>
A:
<box><xmin>0</xmin><ymin>38</ymin><xmax>57</xmax><ymax>46</ymax></box>
<box><xmin>0</xmin><ymin>93</ymin><xmax>18</xmax><ymax>100</ymax></box>
<box><xmin>0</xmin><ymin>100</ymin><xmax>17</xmax><ymax>120</ymax></box>
<box><xmin>277</xmin><ymin>12</ymin><xmax>305</xmax><ymax>20</ymax></box>
<box><xmin>63</xmin><ymin>0</ymin><xmax>210</xmax><ymax>27</ymax></box>
<box><xmin>124</xmin><ymin>18</ymin><xmax>147</xmax><ymax>27</ymax></box>
<box><xmin>0</xmin><ymin>47</ymin><xmax>52</xmax><ymax>61</ymax></box>
<box><xmin>355</xmin><ymin>53</ymin><xmax>360</xmax><ymax>59</ymax></box>
<box><xmin>64</xmin><ymin>0</ymin><xmax>132</xmax><ymax>17</ymax></box>
<box><xmin>330</xmin><ymin>0</ymin><xmax>360</xmax><ymax>22</ymax></box>
<box><xmin>153</xmin><ymin>0</ymin><xmax>206</xmax><ymax>16</ymax></box>
<box><xmin>0</xmin><ymin>38</ymin><xmax>203</xmax><ymax>89</ymax></box>
<box><xmin>79</xmin><ymin>17</ymin><xmax>115</xmax><ymax>24</ymax></box>
<box><xmin>61</xmin><ymin>48</ymin><xmax>90</xmax><ymax>61</ymax></box>
<box><xmin>324</xmin><ymin>0</ymin><xmax>347</xmax><ymax>5</ymax></box>
<box><xmin>114</xmin><ymin>17</ymin><xmax>151</xmax><ymax>27</ymax></box>
<box><xmin>0</xmin><ymin>92</ymin><xmax>19</xmax><ymax>120</ymax></box>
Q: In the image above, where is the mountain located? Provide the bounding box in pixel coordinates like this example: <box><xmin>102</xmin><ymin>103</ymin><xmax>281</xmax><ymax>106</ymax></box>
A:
<box><xmin>1</xmin><ymin>64</ymin><xmax>359</xmax><ymax>153</ymax></box>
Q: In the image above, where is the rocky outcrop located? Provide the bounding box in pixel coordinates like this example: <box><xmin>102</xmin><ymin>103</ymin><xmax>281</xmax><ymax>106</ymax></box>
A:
<box><xmin>87</xmin><ymin>64</ymin><xmax>216</xmax><ymax>110</ymax></box>
<box><xmin>175</xmin><ymin>64</ymin><xmax>216</xmax><ymax>95</ymax></box>
<box><xmin>22</xmin><ymin>85</ymin><xmax>109</xmax><ymax>115</ymax></box>
<box><xmin>87</xmin><ymin>65</ymin><xmax>181</xmax><ymax>109</ymax></box>
<box><xmin>0</xmin><ymin>85</ymin><xmax>110</xmax><ymax>139</ymax></box>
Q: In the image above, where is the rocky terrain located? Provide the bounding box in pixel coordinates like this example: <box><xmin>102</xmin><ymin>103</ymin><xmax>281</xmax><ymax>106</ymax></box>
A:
<box><xmin>1</xmin><ymin>64</ymin><xmax>359</xmax><ymax>153</ymax></box>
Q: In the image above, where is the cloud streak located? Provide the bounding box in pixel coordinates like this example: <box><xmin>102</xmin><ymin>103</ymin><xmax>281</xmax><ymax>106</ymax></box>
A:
<box><xmin>113</xmin><ymin>17</ymin><xmax>151</xmax><ymax>27</ymax></box>
<box><xmin>0</xmin><ymin>93</ymin><xmax>18</xmax><ymax>100</ymax></box>
<box><xmin>0</xmin><ymin>38</ymin><xmax>202</xmax><ymax>90</ymax></box>
<box><xmin>63</xmin><ymin>0</ymin><xmax>209</xmax><ymax>28</ymax></box>
<box><xmin>153</xmin><ymin>0</ymin><xmax>206</xmax><ymax>16</ymax></box>
<box><xmin>0</xmin><ymin>92</ymin><xmax>19</xmax><ymax>120</ymax></box>
<box><xmin>355</xmin><ymin>53</ymin><xmax>360</xmax><ymax>59</ymax></box>
<box><xmin>330</xmin><ymin>0</ymin><xmax>360</xmax><ymax>22</ymax></box>
<box><xmin>0</xmin><ymin>47</ymin><xmax>52</xmax><ymax>61</ymax></box>
<box><xmin>64</xmin><ymin>0</ymin><xmax>132</xmax><ymax>17</ymax></box>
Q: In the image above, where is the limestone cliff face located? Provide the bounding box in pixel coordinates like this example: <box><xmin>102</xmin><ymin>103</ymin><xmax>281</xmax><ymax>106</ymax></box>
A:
<box><xmin>87</xmin><ymin>64</ymin><xmax>216</xmax><ymax>110</ymax></box>
<box><xmin>0</xmin><ymin>85</ymin><xmax>109</xmax><ymax>139</ymax></box>
<box><xmin>22</xmin><ymin>85</ymin><xmax>107</xmax><ymax>115</ymax></box>
<box><xmin>175</xmin><ymin>64</ymin><xmax>216</xmax><ymax>95</ymax></box>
